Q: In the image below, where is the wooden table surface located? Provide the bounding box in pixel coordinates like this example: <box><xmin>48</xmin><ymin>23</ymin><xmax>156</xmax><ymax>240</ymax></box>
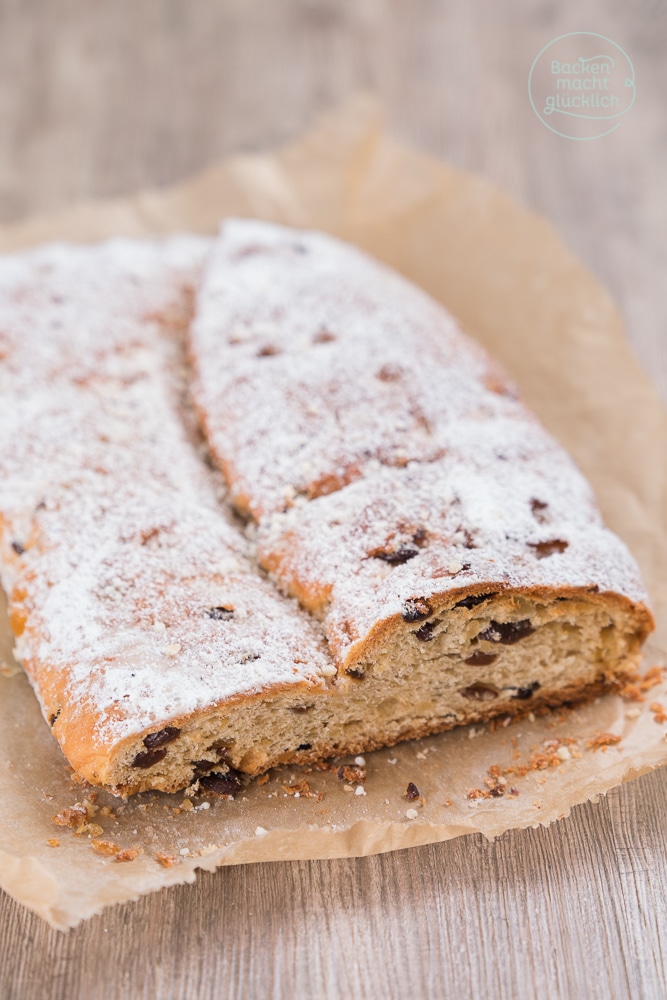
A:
<box><xmin>1</xmin><ymin>2</ymin><xmax>666</xmax><ymax>997</ymax></box>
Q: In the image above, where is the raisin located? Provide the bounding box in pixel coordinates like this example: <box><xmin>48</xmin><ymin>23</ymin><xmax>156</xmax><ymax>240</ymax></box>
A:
<box><xmin>49</xmin><ymin>708</ymin><xmax>61</xmax><ymax>727</ymax></box>
<box><xmin>192</xmin><ymin>759</ymin><xmax>219</xmax><ymax>777</ymax></box>
<box><xmin>206</xmin><ymin>740</ymin><xmax>234</xmax><ymax>760</ymax></box>
<box><xmin>205</xmin><ymin>606</ymin><xmax>234</xmax><ymax>620</ymax></box>
<box><xmin>529</xmin><ymin>539</ymin><xmax>568</xmax><ymax>558</ymax></box>
<box><xmin>459</xmin><ymin>684</ymin><xmax>499</xmax><ymax>701</ymax></box>
<box><xmin>376</xmin><ymin>363</ymin><xmax>404</xmax><ymax>382</ymax></box>
<box><xmin>454</xmin><ymin>593</ymin><xmax>497</xmax><ymax>610</ymax></box>
<box><xmin>464</xmin><ymin>651</ymin><xmax>498</xmax><ymax>666</ymax></box>
<box><xmin>531</xmin><ymin>498</ymin><xmax>549</xmax><ymax>523</ymax></box>
<box><xmin>488</xmin><ymin>785</ymin><xmax>505</xmax><ymax>798</ymax></box>
<box><xmin>371</xmin><ymin>545</ymin><xmax>419</xmax><ymax>565</ymax></box>
<box><xmin>143</xmin><ymin>726</ymin><xmax>181</xmax><ymax>749</ymax></box>
<box><xmin>297</xmin><ymin>743</ymin><xmax>312</xmax><ymax>751</ymax></box>
<box><xmin>131</xmin><ymin>747</ymin><xmax>168</xmax><ymax>768</ymax></box>
<box><xmin>511</xmin><ymin>681</ymin><xmax>540</xmax><ymax>700</ymax></box>
<box><xmin>405</xmin><ymin>782</ymin><xmax>420</xmax><ymax>801</ymax></box>
<box><xmin>199</xmin><ymin>769</ymin><xmax>242</xmax><ymax>796</ymax></box>
<box><xmin>413</xmin><ymin>621</ymin><xmax>436</xmax><ymax>642</ymax></box>
<box><xmin>11</xmin><ymin>541</ymin><xmax>25</xmax><ymax>555</ymax></box>
<box><xmin>478</xmin><ymin>620</ymin><xmax>535</xmax><ymax>644</ymax></box>
<box><xmin>312</xmin><ymin>328</ymin><xmax>336</xmax><ymax>344</ymax></box>
<box><xmin>402</xmin><ymin>598</ymin><xmax>431</xmax><ymax>623</ymax></box>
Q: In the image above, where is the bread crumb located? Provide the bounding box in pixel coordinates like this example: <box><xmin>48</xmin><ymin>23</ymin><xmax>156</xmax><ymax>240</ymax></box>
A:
<box><xmin>405</xmin><ymin>809</ymin><xmax>419</xmax><ymax>820</ymax></box>
<box><xmin>179</xmin><ymin>799</ymin><xmax>194</xmax><ymax>812</ymax></box>
<box><xmin>355</xmin><ymin>786</ymin><xmax>366</xmax><ymax>796</ymax></box>
<box><xmin>556</xmin><ymin>746</ymin><xmax>571</xmax><ymax>761</ymax></box>
<box><xmin>625</xmin><ymin>708</ymin><xmax>641</xmax><ymax>719</ymax></box>
<box><xmin>46</xmin><ymin>838</ymin><xmax>60</xmax><ymax>848</ymax></box>
<box><xmin>155</xmin><ymin>853</ymin><xmax>178</xmax><ymax>868</ymax></box>
<box><xmin>91</xmin><ymin>839</ymin><xmax>120</xmax><ymax>856</ymax></box>
<box><xmin>354</xmin><ymin>756</ymin><xmax>366</xmax><ymax>766</ymax></box>
<box><xmin>255</xmin><ymin>826</ymin><xmax>267</xmax><ymax>836</ymax></box>
<box><xmin>115</xmin><ymin>848</ymin><xmax>142</xmax><ymax>863</ymax></box>
<box><xmin>586</xmin><ymin>732</ymin><xmax>622</xmax><ymax>750</ymax></box>
<box><xmin>179</xmin><ymin>847</ymin><xmax>190</xmax><ymax>856</ymax></box>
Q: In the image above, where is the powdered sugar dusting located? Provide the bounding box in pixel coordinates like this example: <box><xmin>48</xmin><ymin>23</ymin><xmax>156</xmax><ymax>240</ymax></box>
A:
<box><xmin>0</xmin><ymin>238</ymin><xmax>333</xmax><ymax>748</ymax></box>
<box><xmin>191</xmin><ymin>221</ymin><xmax>650</xmax><ymax>664</ymax></box>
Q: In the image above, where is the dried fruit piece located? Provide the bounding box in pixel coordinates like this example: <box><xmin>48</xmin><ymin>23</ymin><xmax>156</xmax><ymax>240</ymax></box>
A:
<box><xmin>401</xmin><ymin>598</ymin><xmax>431</xmax><ymax>623</ymax></box>
<box><xmin>199</xmin><ymin>769</ymin><xmax>243</xmax><ymax>796</ymax></box>
<box><xmin>529</xmin><ymin>539</ymin><xmax>569</xmax><ymax>558</ymax></box>
<box><xmin>454</xmin><ymin>593</ymin><xmax>497</xmax><ymax>610</ymax></box>
<box><xmin>143</xmin><ymin>726</ymin><xmax>181</xmax><ymax>749</ymax></box>
<box><xmin>131</xmin><ymin>747</ymin><xmax>168</xmax><ymax>768</ymax></box>
<box><xmin>413</xmin><ymin>621</ymin><xmax>436</xmax><ymax>642</ymax></box>
<box><xmin>478</xmin><ymin>620</ymin><xmax>535</xmax><ymax>645</ymax></box>
<box><xmin>370</xmin><ymin>544</ymin><xmax>419</xmax><ymax>565</ymax></box>
<box><xmin>205</xmin><ymin>606</ymin><xmax>234</xmax><ymax>620</ymax></box>
<box><xmin>405</xmin><ymin>782</ymin><xmax>420</xmax><ymax>801</ymax></box>
<box><xmin>464</xmin><ymin>651</ymin><xmax>498</xmax><ymax>666</ymax></box>
<box><xmin>511</xmin><ymin>682</ymin><xmax>540</xmax><ymax>700</ymax></box>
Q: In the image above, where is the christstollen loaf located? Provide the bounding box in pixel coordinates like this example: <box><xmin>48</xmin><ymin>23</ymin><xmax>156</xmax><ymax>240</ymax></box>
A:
<box><xmin>0</xmin><ymin>222</ymin><xmax>654</xmax><ymax>796</ymax></box>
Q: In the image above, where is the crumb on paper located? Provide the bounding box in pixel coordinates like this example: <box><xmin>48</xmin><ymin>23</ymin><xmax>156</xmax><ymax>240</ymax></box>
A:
<box><xmin>256</xmin><ymin>773</ymin><xmax>270</xmax><ymax>786</ymax></box>
<box><xmin>46</xmin><ymin>838</ymin><xmax>60</xmax><ymax>848</ymax></box>
<box><xmin>620</xmin><ymin>665</ymin><xmax>664</xmax><ymax>702</ymax></box>
<box><xmin>255</xmin><ymin>826</ymin><xmax>267</xmax><ymax>836</ymax></box>
<box><xmin>405</xmin><ymin>809</ymin><xmax>419</xmax><ymax>821</ymax></box>
<box><xmin>91</xmin><ymin>839</ymin><xmax>121</xmax><ymax>856</ymax></box>
<box><xmin>650</xmin><ymin>703</ymin><xmax>667</xmax><ymax>724</ymax></box>
<box><xmin>0</xmin><ymin>660</ymin><xmax>20</xmax><ymax>678</ymax></box>
<box><xmin>586</xmin><ymin>732</ymin><xmax>622</xmax><ymax>751</ymax></box>
<box><xmin>355</xmin><ymin>785</ymin><xmax>366</xmax><ymax>796</ymax></box>
<box><xmin>179</xmin><ymin>799</ymin><xmax>194</xmax><ymax>812</ymax></box>
<box><xmin>354</xmin><ymin>756</ymin><xmax>366</xmax><ymax>766</ymax></box>
<box><xmin>115</xmin><ymin>848</ymin><xmax>142</xmax><ymax>863</ymax></box>
<box><xmin>52</xmin><ymin>804</ymin><xmax>88</xmax><ymax>830</ymax></box>
<box><xmin>336</xmin><ymin>764</ymin><xmax>366</xmax><ymax>785</ymax></box>
<box><xmin>281</xmin><ymin>779</ymin><xmax>323</xmax><ymax>802</ymax></box>
<box><xmin>155</xmin><ymin>852</ymin><xmax>178</xmax><ymax>868</ymax></box>
<box><xmin>625</xmin><ymin>708</ymin><xmax>641</xmax><ymax>720</ymax></box>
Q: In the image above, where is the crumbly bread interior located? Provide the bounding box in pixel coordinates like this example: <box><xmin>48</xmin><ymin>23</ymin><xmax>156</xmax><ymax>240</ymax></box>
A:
<box><xmin>110</xmin><ymin>590</ymin><xmax>644</xmax><ymax>794</ymax></box>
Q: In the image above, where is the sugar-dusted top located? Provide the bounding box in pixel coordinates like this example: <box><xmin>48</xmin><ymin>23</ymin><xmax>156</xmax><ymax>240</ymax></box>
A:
<box><xmin>191</xmin><ymin>220</ymin><xmax>650</xmax><ymax>665</ymax></box>
<box><xmin>0</xmin><ymin>238</ymin><xmax>333</xmax><ymax>749</ymax></box>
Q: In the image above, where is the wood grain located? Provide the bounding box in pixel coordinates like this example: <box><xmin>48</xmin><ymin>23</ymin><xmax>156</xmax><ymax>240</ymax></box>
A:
<box><xmin>0</xmin><ymin>1</ymin><xmax>666</xmax><ymax>997</ymax></box>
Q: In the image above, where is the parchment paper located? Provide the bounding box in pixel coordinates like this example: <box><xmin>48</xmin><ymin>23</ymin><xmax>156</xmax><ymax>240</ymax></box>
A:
<box><xmin>1</xmin><ymin>96</ymin><xmax>666</xmax><ymax>930</ymax></box>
